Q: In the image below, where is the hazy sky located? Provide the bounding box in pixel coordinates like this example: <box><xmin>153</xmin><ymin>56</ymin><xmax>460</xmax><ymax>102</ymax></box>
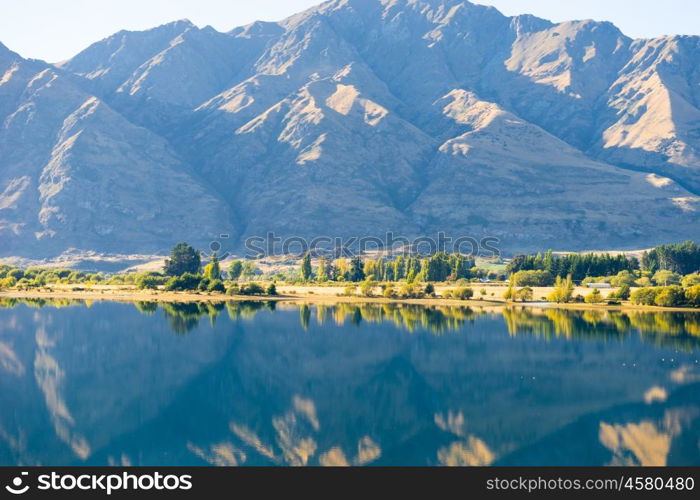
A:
<box><xmin>1</xmin><ymin>0</ymin><xmax>698</xmax><ymax>62</ymax></box>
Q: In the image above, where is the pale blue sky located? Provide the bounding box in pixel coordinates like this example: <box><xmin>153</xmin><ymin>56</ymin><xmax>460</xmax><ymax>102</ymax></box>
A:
<box><xmin>1</xmin><ymin>0</ymin><xmax>698</xmax><ymax>62</ymax></box>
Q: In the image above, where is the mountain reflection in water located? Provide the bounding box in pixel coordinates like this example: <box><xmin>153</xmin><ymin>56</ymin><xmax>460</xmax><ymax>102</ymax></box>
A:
<box><xmin>0</xmin><ymin>298</ymin><xmax>698</xmax><ymax>466</ymax></box>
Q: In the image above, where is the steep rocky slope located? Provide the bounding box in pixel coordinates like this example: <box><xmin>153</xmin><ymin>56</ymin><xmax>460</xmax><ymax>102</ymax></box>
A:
<box><xmin>1</xmin><ymin>0</ymin><xmax>699</xmax><ymax>257</ymax></box>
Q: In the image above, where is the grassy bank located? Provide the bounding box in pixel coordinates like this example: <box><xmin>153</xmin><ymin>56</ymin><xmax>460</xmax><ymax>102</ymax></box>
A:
<box><xmin>2</xmin><ymin>283</ymin><xmax>699</xmax><ymax>313</ymax></box>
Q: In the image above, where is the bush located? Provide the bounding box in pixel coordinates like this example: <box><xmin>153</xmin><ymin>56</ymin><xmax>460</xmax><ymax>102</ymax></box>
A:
<box><xmin>207</xmin><ymin>279</ymin><xmax>226</xmax><ymax>293</ymax></box>
<box><xmin>164</xmin><ymin>273</ymin><xmax>202</xmax><ymax>291</ymax></box>
<box><xmin>266</xmin><ymin>283</ymin><xmax>278</xmax><ymax>296</ymax></box>
<box><xmin>654</xmin><ymin>285</ymin><xmax>685</xmax><ymax>307</ymax></box>
<box><xmin>511</xmin><ymin>270</ymin><xmax>554</xmax><ymax>287</ymax></box>
<box><xmin>584</xmin><ymin>288</ymin><xmax>603</xmax><ymax>304</ymax></box>
<box><xmin>398</xmin><ymin>284</ymin><xmax>425</xmax><ymax>299</ymax></box>
<box><xmin>360</xmin><ymin>281</ymin><xmax>376</xmax><ymax>297</ymax></box>
<box><xmin>137</xmin><ymin>274</ymin><xmax>166</xmax><ymax>290</ymax></box>
<box><xmin>0</xmin><ymin>277</ymin><xmax>17</xmax><ymax>288</ymax></box>
<box><xmin>681</xmin><ymin>274</ymin><xmax>700</xmax><ymax>288</ymax></box>
<box><xmin>685</xmin><ymin>285</ymin><xmax>700</xmax><ymax>307</ymax></box>
<box><xmin>515</xmin><ymin>287</ymin><xmax>533</xmax><ymax>302</ymax></box>
<box><xmin>239</xmin><ymin>283</ymin><xmax>265</xmax><ymax>295</ymax></box>
<box><xmin>454</xmin><ymin>287</ymin><xmax>474</xmax><ymax>300</ymax></box>
<box><xmin>611</xmin><ymin>283</ymin><xmax>631</xmax><ymax>300</ymax></box>
<box><xmin>630</xmin><ymin>287</ymin><xmax>660</xmax><ymax>306</ymax></box>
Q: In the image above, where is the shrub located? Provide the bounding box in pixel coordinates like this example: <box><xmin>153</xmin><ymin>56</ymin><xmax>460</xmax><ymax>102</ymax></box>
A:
<box><xmin>239</xmin><ymin>283</ymin><xmax>265</xmax><ymax>295</ymax></box>
<box><xmin>611</xmin><ymin>283</ymin><xmax>631</xmax><ymax>300</ymax></box>
<box><xmin>630</xmin><ymin>287</ymin><xmax>660</xmax><ymax>306</ymax></box>
<box><xmin>454</xmin><ymin>287</ymin><xmax>474</xmax><ymax>300</ymax></box>
<box><xmin>164</xmin><ymin>273</ymin><xmax>202</xmax><ymax>291</ymax></box>
<box><xmin>398</xmin><ymin>284</ymin><xmax>424</xmax><ymax>299</ymax></box>
<box><xmin>584</xmin><ymin>288</ymin><xmax>603</xmax><ymax>304</ymax></box>
<box><xmin>0</xmin><ymin>277</ymin><xmax>17</xmax><ymax>288</ymax></box>
<box><xmin>207</xmin><ymin>279</ymin><xmax>226</xmax><ymax>293</ymax></box>
<box><xmin>681</xmin><ymin>274</ymin><xmax>700</xmax><ymax>288</ymax></box>
<box><xmin>511</xmin><ymin>270</ymin><xmax>554</xmax><ymax>287</ymax></box>
<box><xmin>197</xmin><ymin>277</ymin><xmax>210</xmax><ymax>291</ymax></box>
<box><xmin>685</xmin><ymin>285</ymin><xmax>700</xmax><ymax>307</ymax></box>
<box><xmin>654</xmin><ymin>285</ymin><xmax>685</xmax><ymax>307</ymax></box>
<box><xmin>515</xmin><ymin>287</ymin><xmax>533</xmax><ymax>302</ymax></box>
<box><xmin>137</xmin><ymin>274</ymin><xmax>166</xmax><ymax>290</ymax></box>
<box><xmin>360</xmin><ymin>281</ymin><xmax>376</xmax><ymax>297</ymax></box>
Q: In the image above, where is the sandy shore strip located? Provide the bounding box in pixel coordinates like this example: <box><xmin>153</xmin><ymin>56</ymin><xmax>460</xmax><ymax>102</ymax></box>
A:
<box><xmin>1</xmin><ymin>285</ymin><xmax>699</xmax><ymax>313</ymax></box>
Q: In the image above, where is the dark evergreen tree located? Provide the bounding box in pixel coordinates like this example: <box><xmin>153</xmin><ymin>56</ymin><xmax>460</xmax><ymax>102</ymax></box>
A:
<box><xmin>164</xmin><ymin>243</ymin><xmax>201</xmax><ymax>276</ymax></box>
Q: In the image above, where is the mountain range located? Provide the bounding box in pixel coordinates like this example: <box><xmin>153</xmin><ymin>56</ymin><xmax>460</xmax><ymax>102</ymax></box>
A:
<box><xmin>1</xmin><ymin>0</ymin><xmax>699</xmax><ymax>258</ymax></box>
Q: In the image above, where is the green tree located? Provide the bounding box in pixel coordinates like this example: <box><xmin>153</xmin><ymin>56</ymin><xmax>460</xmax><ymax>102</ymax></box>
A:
<box><xmin>301</xmin><ymin>253</ymin><xmax>313</xmax><ymax>282</ymax></box>
<box><xmin>164</xmin><ymin>243</ymin><xmax>201</xmax><ymax>276</ymax></box>
<box><xmin>548</xmin><ymin>275</ymin><xmax>574</xmax><ymax>303</ymax></box>
<box><xmin>652</xmin><ymin>270</ymin><xmax>680</xmax><ymax>286</ymax></box>
<box><xmin>346</xmin><ymin>257</ymin><xmax>365</xmax><ymax>282</ymax></box>
<box><xmin>317</xmin><ymin>257</ymin><xmax>329</xmax><ymax>282</ymax></box>
<box><xmin>241</xmin><ymin>261</ymin><xmax>258</xmax><ymax>279</ymax></box>
<box><xmin>204</xmin><ymin>253</ymin><xmax>221</xmax><ymax>281</ymax></box>
<box><xmin>228</xmin><ymin>260</ymin><xmax>243</xmax><ymax>280</ymax></box>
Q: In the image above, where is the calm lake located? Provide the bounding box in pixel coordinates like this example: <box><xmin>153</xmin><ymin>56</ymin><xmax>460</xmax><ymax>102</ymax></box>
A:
<box><xmin>0</xmin><ymin>298</ymin><xmax>699</xmax><ymax>466</ymax></box>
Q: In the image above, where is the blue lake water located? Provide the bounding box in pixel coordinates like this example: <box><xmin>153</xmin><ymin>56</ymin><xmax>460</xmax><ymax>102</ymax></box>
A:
<box><xmin>0</xmin><ymin>298</ymin><xmax>698</xmax><ymax>466</ymax></box>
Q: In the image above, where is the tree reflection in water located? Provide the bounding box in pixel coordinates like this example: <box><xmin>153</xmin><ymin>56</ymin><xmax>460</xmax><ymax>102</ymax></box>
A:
<box><xmin>2</xmin><ymin>298</ymin><xmax>699</xmax><ymax>348</ymax></box>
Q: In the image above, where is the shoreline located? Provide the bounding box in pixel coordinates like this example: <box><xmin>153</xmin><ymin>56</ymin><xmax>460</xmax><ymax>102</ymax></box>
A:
<box><xmin>1</xmin><ymin>289</ymin><xmax>699</xmax><ymax>313</ymax></box>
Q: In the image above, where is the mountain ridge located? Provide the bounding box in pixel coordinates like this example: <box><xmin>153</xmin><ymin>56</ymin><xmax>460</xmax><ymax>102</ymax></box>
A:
<box><xmin>1</xmin><ymin>0</ymin><xmax>699</xmax><ymax>257</ymax></box>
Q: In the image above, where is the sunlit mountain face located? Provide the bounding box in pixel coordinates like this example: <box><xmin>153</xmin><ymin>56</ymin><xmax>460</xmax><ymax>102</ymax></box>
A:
<box><xmin>1</xmin><ymin>0</ymin><xmax>700</xmax><ymax>258</ymax></box>
<box><xmin>0</xmin><ymin>299</ymin><xmax>698</xmax><ymax>466</ymax></box>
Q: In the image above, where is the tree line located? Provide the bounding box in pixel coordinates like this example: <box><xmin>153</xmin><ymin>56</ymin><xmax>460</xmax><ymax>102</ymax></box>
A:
<box><xmin>506</xmin><ymin>250</ymin><xmax>639</xmax><ymax>282</ymax></box>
